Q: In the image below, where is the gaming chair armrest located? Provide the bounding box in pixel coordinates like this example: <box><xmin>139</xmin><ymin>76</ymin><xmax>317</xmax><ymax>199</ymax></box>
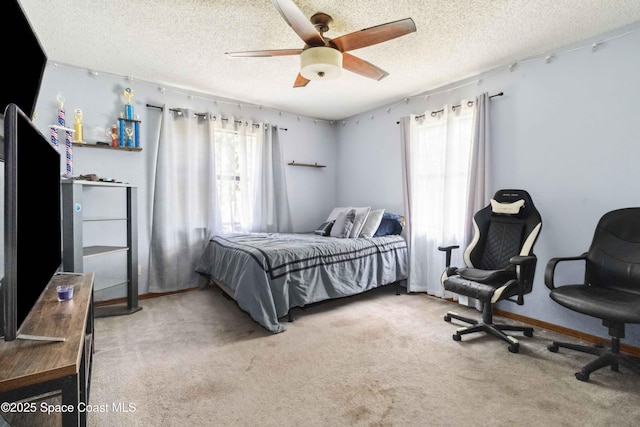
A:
<box><xmin>438</xmin><ymin>245</ymin><xmax>460</xmax><ymax>267</ymax></box>
<box><xmin>508</xmin><ymin>255</ymin><xmax>538</xmax><ymax>304</ymax></box>
<box><xmin>510</xmin><ymin>255</ymin><xmax>537</xmax><ymax>280</ymax></box>
<box><xmin>544</xmin><ymin>253</ymin><xmax>588</xmax><ymax>290</ymax></box>
<box><xmin>509</xmin><ymin>255</ymin><xmax>536</xmax><ymax>266</ymax></box>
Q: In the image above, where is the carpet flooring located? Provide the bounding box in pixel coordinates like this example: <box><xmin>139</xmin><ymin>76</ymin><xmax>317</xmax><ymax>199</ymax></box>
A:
<box><xmin>5</xmin><ymin>284</ymin><xmax>640</xmax><ymax>426</ymax></box>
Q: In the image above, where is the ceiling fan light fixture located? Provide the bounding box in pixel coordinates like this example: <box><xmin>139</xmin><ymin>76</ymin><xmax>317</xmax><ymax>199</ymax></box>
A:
<box><xmin>300</xmin><ymin>47</ymin><xmax>342</xmax><ymax>80</ymax></box>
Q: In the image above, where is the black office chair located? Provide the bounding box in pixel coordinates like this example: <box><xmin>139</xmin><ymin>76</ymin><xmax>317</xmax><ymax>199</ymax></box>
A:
<box><xmin>439</xmin><ymin>189</ymin><xmax>542</xmax><ymax>353</ymax></box>
<box><xmin>545</xmin><ymin>207</ymin><xmax>640</xmax><ymax>381</ymax></box>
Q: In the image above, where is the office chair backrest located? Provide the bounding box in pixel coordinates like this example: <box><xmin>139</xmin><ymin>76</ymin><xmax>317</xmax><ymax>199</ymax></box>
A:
<box><xmin>465</xmin><ymin>189</ymin><xmax>542</xmax><ymax>271</ymax></box>
<box><xmin>586</xmin><ymin>207</ymin><xmax>640</xmax><ymax>296</ymax></box>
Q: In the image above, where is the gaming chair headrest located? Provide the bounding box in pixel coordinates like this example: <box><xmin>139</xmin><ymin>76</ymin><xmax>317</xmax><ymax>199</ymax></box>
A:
<box><xmin>490</xmin><ymin>189</ymin><xmax>537</xmax><ymax>218</ymax></box>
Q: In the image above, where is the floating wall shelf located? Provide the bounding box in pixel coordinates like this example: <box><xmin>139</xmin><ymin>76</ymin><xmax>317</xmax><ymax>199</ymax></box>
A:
<box><xmin>73</xmin><ymin>142</ymin><xmax>142</xmax><ymax>152</ymax></box>
<box><xmin>288</xmin><ymin>161</ymin><xmax>326</xmax><ymax>168</ymax></box>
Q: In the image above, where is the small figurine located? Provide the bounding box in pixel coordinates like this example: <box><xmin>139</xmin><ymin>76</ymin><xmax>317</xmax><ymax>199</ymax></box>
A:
<box><xmin>111</xmin><ymin>124</ymin><xmax>118</xmax><ymax>147</ymax></box>
<box><xmin>73</xmin><ymin>108</ymin><xmax>84</xmax><ymax>143</ymax></box>
<box><xmin>57</xmin><ymin>93</ymin><xmax>65</xmax><ymax>126</ymax></box>
<box><xmin>123</xmin><ymin>87</ymin><xmax>134</xmax><ymax>119</ymax></box>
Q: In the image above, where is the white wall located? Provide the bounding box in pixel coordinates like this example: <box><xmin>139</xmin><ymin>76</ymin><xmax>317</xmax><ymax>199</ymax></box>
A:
<box><xmin>335</xmin><ymin>23</ymin><xmax>640</xmax><ymax>346</ymax></box>
<box><xmin>34</xmin><ymin>65</ymin><xmax>337</xmax><ymax>299</ymax></box>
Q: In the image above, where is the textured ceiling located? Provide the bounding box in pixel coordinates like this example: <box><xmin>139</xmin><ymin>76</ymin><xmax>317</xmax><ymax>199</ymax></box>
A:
<box><xmin>18</xmin><ymin>0</ymin><xmax>640</xmax><ymax>121</ymax></box>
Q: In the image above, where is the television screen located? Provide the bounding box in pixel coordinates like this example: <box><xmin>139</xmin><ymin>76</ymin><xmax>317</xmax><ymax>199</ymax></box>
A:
<box><xmin>1</xmin><ymin>0</ymin><xmax>47</xmax><ymax>120</ymax></box>
<box><xmin>2</xmin><ymin>104</ymin><xmax>61</xmax><ymax>341</ymax></box>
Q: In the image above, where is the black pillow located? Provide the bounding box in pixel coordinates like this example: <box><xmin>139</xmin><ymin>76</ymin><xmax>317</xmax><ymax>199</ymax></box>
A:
<box><xmin>314</xmin><ymin>221</ymin><xmax>334</xmax><ymax>236</ymax></box>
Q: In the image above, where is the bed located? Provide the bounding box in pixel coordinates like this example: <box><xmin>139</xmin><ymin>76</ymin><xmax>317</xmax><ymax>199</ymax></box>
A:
<box><xmin>195</xmin><ymin>232</ymin><xmax>408</xmax><ymax>333</ymax></box>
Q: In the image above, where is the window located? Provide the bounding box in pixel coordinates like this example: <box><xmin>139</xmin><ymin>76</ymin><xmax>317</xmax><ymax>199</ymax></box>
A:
<box><xmin>404</xmin><ymin>102</ymin><xmax>475</xmax><ymax>296</ymax></box>
<box><xmin>411</xmin><ymin>107</ymin><xmax>472</xmax><ymax>239</ymax></box>
<box><xmin>214</xmin><ymin>126</ymin><xmax>258</xmax><ymax>233</ymax></box>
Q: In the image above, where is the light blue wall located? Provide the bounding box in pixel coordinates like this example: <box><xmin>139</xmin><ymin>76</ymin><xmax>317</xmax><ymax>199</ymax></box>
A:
<box><xmin>335</xmin><ymin>23</ymin><xmax>640</xmax><ymax>346</ymax></box>
<box><xmin>33</xmin><ymin>65</ymin><xmax>337</xmax><ymax>300</ymax></box>
<box><xmin>31</xmin><ymin>21</ymin><xmax>640</xmax><ymax>346</ymax></box>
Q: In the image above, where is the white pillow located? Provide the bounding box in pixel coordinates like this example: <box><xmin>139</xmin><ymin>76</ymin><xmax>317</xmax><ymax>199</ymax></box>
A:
<box><xmin>326</xmin><ymin>206</ymin><xmax>371</xmax><ymax>238</ymax></box>
<box><xmin>349</xmin><ymin>207</ymin><xmax>371</xmax><ymax>238</ymax></box>
<box><xmin>490</xmin><ymin>199</ymin><xmax>524</xmax><ymax>215</ymax></box>
<box><xmin>326</xmin><ymin>207</ymin><xmax>351</xmax><ymax>222</ymax></box>
<box><xmin>330</xmin><ymin>209</ymin><xmax>356</xmax><ymax>238</ymax></box>
<box><xmin>359</xmin><ymin>209</ymin><xmax>385</xmax><ymax>238</ymax></box>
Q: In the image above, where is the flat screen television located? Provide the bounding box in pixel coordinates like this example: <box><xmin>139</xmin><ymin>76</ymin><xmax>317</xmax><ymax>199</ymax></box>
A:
<box><xmin>1</xmin><ymin>0</ymin><xmax>47</xmax><ymax>120</ymax></box>
<box><xmin>1</xmin><ymin>103</ymin><xmax>61</xmax><ymax>341</ymax></box>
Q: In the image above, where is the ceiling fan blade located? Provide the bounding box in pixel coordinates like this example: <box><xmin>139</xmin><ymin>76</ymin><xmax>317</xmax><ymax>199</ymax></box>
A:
<box><xmin>226</xmin><ymin>49</ymin><xmax>303</xmax><ymax>58</ymax></box>
<box><xmin>271</xmin><ymin>0</ymin><xmax>325</xmax><ymax>47</ymax></box>
<box><xmin>332</xmin><ymin>18</ymin><xmax>416</xmax><ymax>52</ymax></box>
<box><xmin>293</xmin><ymin>73</ymin><xmax>310</xmax><ymax>88</ymax></box>
<box><xmin>342</xmin><ymin>53</ymin><xmax>389</xmax><ymax>81</ymax></box>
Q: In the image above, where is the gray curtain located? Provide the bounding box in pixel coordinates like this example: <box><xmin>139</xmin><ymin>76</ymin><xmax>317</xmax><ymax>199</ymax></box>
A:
<box><xmin>460</xmin><ymin>92</ymin><xmax>492</xmax><ymax>309</ymax></box>
<box><xmin>148</xmin><ymin>108</ymin><xmax>216</xmax><ymax>292</ymax></box>
<box><xmin>148</xmin><ymin>110</ymin><xmax>291</xmax><ymax>293</ymax></box>
<box><xmin>399</xmin><ymin>116</ymin><xmax>413</xmax><ymax>282</ymax></box>
<box><xmin>253</xmin><ymin>126</ymin><xmax>292</xmax><ymax>233</ymax></box>
<box><xmin>465</xmin><ymin>92</ymin><xmax>492</xmax><ymax>247</ymax></box>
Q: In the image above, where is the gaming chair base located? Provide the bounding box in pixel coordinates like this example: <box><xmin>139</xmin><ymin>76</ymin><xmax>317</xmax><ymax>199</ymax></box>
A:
<box><xmin>444</xmin><ymin>308</ymin><xmax>533</xmax><ymax>354</ymax></box>
<box><xmin>548</xmin><ymin>339</ymin><xmax>640</xmax><ymax>381</ymax></box>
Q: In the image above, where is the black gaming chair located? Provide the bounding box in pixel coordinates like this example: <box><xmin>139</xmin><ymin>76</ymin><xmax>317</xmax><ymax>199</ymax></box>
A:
<box><xmin>545</xmin><ymin>207</ymin><xmax>640</xmax><ymax>381</ymax></box>
<box><xmin>439</xmin><ymin>189</ymin><xmax>542</xmax><ymax>353</ymax></box>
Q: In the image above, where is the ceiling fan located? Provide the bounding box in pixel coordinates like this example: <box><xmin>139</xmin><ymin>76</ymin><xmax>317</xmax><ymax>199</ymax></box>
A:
<box><xmin>225</xmin><ymin>0</ymin><xmax>417</xmax><ymax>87</ymax></box>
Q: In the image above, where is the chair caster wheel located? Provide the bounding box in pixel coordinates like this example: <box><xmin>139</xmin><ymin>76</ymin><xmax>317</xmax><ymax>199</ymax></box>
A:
<box><xmin>548</xmin><ymin>344</ymin><xmax>559</xmax><ymax>353</ymax></box>
<box><xmin>508</xmin><ymin>344</ymin><xmax>519</xmax><ymax>353</ymax></box>
<box><xmin>453</xmin><ymin>334</ymin><xmax>461</xmax><ymax>341</ymax></box>
<box><xmin>444</xmin><ymin>315</ymin><xmax>451</xmax><ymax>322</ymax></box>
<box><xmin>575</xmin><ymin>371</ymin><xmax>589</xmax><ymax>382</ymax></box>
<box><xmin>524</xmin><ymin>330</ymin><xmax>533</xmax><ymax>337</ymax></box>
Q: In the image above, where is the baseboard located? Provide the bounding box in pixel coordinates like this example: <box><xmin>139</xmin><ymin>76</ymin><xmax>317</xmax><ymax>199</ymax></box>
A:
<box><xmin>94</xmin><ymin>287</ymin><xmax>198</xmax><ymax>307</ymax></box>
<box><xmin>494</xmin><ymin>308</ymin><xmax>640</xmax><ymax>357</ymax></box>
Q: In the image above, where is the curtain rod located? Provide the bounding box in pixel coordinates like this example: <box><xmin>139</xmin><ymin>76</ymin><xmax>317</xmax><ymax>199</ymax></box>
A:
<box><xmin>145</xmin><ymin>103</ymin><xmax>288</xmax><ymax>131</ymax></box>
<box><xmin>414</xmin><ymin>92</ymin><xmax>504</xmax><ymax>120</ymax></box>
